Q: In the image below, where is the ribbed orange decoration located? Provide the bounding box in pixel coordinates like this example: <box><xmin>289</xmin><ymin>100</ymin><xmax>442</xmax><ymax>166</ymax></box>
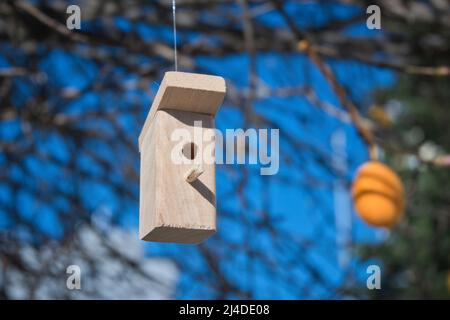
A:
<box><xmin>352</xmin><ymin>161</ymin><xmax>405</xmax><ymax>228</ymax></box>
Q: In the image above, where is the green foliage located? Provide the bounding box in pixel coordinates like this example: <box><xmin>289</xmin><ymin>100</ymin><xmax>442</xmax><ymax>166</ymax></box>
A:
<box><xmin>352</xmin><ymin>73</ymin><xmax>450</xmax><ymax>299</ymax></box>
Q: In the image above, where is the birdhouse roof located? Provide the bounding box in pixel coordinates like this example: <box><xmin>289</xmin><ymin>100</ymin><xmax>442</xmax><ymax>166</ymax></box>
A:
<box><xmin>138</xmin><ymin>72</ymin><xmax>226</xmax><ymax>151</ymax></box>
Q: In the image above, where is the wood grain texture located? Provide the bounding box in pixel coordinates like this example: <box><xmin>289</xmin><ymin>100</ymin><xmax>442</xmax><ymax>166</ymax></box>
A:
<box><xmin>138</xmin><ymin>72</ymin><xmax>226</xmax><ymax>152</ymax></box>
<box><xmin>139</xmin><ymin>110</ymin><xmax>217</xmax><ymax>244</ymax></box>
<box><xmin>139</xmin><ymin>71</ymin><xmax>225</xmax><ymax>244</ymax></box>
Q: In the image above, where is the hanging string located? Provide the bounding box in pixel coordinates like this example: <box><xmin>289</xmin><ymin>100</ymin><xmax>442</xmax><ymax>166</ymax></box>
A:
<box><xmin>172</xmin><ymin>0</ymin><xmax>178</xmax><ymax>71</ymax></box>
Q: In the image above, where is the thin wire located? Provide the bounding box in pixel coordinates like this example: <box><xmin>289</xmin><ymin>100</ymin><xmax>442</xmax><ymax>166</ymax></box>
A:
<box><xmin>172</xmin><ymin>0</ymin><xmax>178</xmax><ymax>71</ymax></box>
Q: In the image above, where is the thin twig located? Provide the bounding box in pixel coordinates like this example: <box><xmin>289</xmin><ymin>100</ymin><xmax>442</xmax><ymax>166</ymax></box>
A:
<box><xmin>14</xmin><ymin>1</ymin><xmax>88</xmax><ymax>43</ymax></box>
<box><xmin>0</xmin><ymin>67</ymin><xmax>28</xmax><ymax>77</ymax></box>
<box><xmin>300</xmin><ymin>40</ymin><xmax>378</xmax><ymax>159</ymax></box>
<box><xmin>272</xmin><ymin>0</ymin><xmax>378</xmax><ymax>160</ymax></box>
<box><xmin>313</xmin><ymin>45</ymin><xmax>450</xmax><ymax>77</ymax></box>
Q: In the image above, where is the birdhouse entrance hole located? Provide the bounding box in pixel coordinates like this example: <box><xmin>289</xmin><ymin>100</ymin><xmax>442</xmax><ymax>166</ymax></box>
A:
<box><xmin>182</xmin><ymin>142</ymin><xmax>198</xmax><ymax>160</ymax></box>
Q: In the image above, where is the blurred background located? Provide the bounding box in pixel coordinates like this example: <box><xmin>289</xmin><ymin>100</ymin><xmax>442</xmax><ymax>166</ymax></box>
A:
<box><xmin>0</xmin><ymin>0</ymin><xmax>449</xmax><ymax>299</ymax></box>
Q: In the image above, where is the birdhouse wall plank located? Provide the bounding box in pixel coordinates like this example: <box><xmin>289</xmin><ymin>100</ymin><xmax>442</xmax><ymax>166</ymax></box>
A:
<box><xmin>139</xmin><ymin>109</ymin><xmax>217</xmax><ymax>244</ymax></box>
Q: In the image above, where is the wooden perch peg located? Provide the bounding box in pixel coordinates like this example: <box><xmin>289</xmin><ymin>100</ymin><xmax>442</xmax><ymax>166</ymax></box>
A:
<box><xmin>185</xmin><ymin>164</ymin><xmax>204</xmax><ymax>183</ymax></box>
<box><xmin>138</xmin><ymin>72</ymin><xmax>226</xmax><ymax>244</ymax></box>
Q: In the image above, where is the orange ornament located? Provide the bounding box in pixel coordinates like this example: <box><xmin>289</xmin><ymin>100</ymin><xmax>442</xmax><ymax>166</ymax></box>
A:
<box><xmin>351</xmin><ymin>161</ymin><xmax>405</xmax><ymax>228</ymax></box>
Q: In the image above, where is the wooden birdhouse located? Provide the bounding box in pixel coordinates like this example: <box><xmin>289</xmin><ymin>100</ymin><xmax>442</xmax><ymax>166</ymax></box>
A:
<box><xmin>138</xmin><ymin>72</ymin><xmax>226</xmax><ymax>244</ymax></box>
